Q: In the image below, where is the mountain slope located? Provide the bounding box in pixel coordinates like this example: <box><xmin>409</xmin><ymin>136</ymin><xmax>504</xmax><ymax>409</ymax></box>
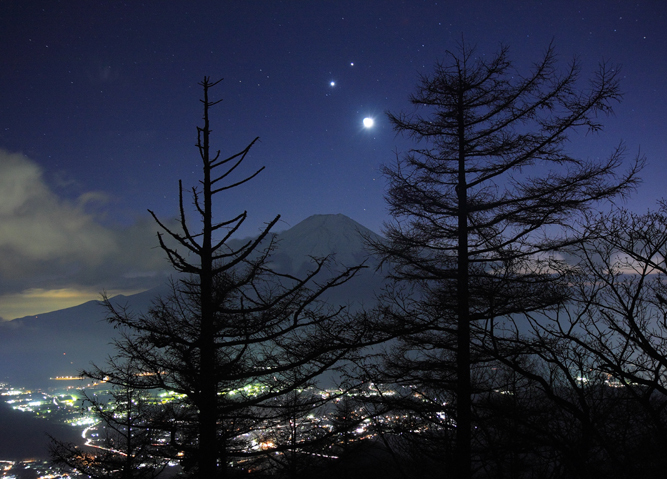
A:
<box><xmin>0</xmin><ymin>288</ymin><xmax>165</xmax><ymax>388</ymax></box>
<box><xmin>0</xmin><ymin>214</ymin><xmax>383</xmax><ymax>388</ymax></box>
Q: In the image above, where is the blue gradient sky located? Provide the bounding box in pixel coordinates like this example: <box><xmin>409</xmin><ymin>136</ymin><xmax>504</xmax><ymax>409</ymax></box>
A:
<box><xmin>0</xmin><ymin>1</ymin><xmax>664</xmax><ymax>318</ymax></box>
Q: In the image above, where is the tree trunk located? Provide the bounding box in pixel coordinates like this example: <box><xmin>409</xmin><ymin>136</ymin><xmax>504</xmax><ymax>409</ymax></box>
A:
<box><xmin>455</xmin><ymin>90</ymin><xmax>471</xmax><ymax>479</ymax></box>
<box><xmin>198</xmin><ymin>79</ymin><xmax>220</xmax><ymax>478</ymax></box>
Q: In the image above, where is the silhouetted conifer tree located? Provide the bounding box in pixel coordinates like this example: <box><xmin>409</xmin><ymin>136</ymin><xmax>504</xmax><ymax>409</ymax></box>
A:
<box><xmin>81</xmin><ymin>77</ymin><xmax>367</xmax><ymax>478</ymax></box>
<box><xmin>369</xmin><ymin>41</ymin><xmax>642</xmax><ymax>479</ymax></box>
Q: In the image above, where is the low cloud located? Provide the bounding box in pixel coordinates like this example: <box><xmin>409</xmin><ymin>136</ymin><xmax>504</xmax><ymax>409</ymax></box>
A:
<box><xmin>0</xmin><ymin>150</ymin><xmax>169</xmax><ymax>319</ymax></box>
<box><xmin>0</xmin><ymin>287</ymin><xmax>146</xmax><ymax>320</ymax></box>
<box><xmin>0</xmin><ymin>151</ymin><xmax>117</xmax><ymax>271</ymax></box>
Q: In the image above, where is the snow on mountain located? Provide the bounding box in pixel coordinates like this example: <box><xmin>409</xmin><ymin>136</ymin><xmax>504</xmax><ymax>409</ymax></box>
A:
<box><xmin>271</xmin><ymin>213</ymin><xmax>381</xmax><ymax>273</ymax></box>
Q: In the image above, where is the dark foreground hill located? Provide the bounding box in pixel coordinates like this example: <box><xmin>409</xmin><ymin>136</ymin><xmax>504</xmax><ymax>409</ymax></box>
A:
<box><xmin>0</xmin><ymin>400</ymin><xmax>82</xmax><ymax>461</ymax></box>
<box><xmin>0</xmin><ymin>214</ymin><xmax>384</xmax><ymax>389</ymax></box>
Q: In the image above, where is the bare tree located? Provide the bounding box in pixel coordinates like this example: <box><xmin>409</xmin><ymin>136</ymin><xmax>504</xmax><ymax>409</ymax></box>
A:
<box><xmin>370</xmin><ymin>41</ymin><xmax>642</xmax><ymax>479</ymax></box>
<box><xmin>478</xmin><ymin>205</ymin><xmax>667</xmax><ymax>477</ymax></box>
<box><xmin>568</xmin><ymin>204</ymin><xmax>667</xmax><ymax>397</ymax></box>
<box><xmin>85</xmin><ymin>77</ymin><xmax>367</xmax><ymax>478</ymax></box>
<box><xmin>549</xmin><ymin>205</ymin><xmax>667</xmax><ymax>474</ymax></box>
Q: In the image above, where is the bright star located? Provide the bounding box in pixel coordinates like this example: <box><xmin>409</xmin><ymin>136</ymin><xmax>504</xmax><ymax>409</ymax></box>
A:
<box><xmin>330</xmin><ymin>81</ymin><xmax>335</xmax><ymax>87</ymax></box>
<box><xmin>363</xmin><ymin>117</ymin><xmax>374</xmax><ymax>128</ymax></box>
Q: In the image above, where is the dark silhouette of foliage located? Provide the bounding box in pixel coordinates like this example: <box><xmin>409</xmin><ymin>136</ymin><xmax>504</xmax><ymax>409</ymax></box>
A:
<box><xmin>368</xmin><ymin>41</ymin><xmax>642</xmax><ymax>479</ymax></box>
<box><xmin>485</xmin><ymin>204</ymin><xmax>667</xmax><ymax>478</ymax></box>
<box><xmin>73</xmin><ymin>77</ymin><xmax>367</xmax><ymax>478</ymax></box>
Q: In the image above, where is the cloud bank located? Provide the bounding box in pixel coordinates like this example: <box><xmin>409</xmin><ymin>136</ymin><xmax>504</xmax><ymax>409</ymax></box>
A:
<box><xmin>0</xmin><ymin>150</ymin><xmax>168</xmax><ymax>319</ymax></box>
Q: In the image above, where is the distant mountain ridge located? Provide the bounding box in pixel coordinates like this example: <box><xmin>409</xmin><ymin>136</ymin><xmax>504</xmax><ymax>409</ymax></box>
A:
<box><xmin>0</xmin><ymin>214</ymin><xmax>384</xmax><ymax>388</ymax></box>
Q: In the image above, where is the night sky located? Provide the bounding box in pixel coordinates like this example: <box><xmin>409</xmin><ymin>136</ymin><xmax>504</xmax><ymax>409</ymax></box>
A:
<box><xmin>1</xmin><ymin>1</ymin><xmax>665</xmax><ymax>319</ymax></box>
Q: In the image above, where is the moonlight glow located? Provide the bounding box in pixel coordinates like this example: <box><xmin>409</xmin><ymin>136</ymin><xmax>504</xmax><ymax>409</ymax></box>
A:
<box><xmin>363</xmin><ymin>117</ymin><xmax>374</xmax><ymax>128</ymax></box>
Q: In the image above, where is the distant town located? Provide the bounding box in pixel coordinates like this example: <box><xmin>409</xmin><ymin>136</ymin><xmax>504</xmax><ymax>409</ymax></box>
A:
<box><xmin>1</xmin><ymin>378</ymin><xmax>105</xmax><ymax>478</ymax></box>
<box><xmin>0</xmin><ymin>378</ymin><xmax>409</xmax><ymax>478</ymax></box>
